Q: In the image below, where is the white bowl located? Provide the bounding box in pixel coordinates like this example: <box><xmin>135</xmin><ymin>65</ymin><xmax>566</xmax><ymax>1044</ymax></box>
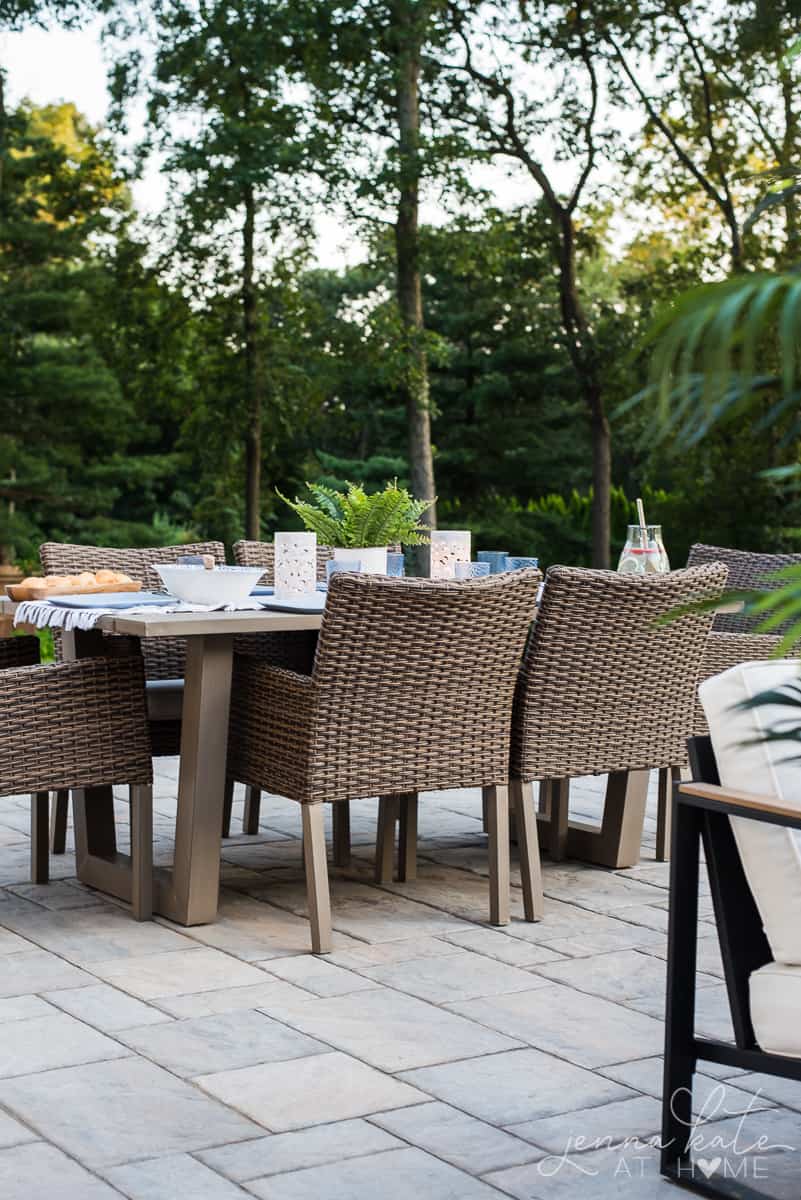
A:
<box><xmin>153</xmin><ymin>564</ymin><xmax>264</xmax><ymax>607</ymax></box>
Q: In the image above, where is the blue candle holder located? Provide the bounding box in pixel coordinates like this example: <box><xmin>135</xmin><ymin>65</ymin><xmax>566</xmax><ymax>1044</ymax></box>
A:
<box><xmin>476</xmin><ymin>550</ymin><xmax>510</xmax><ymax>575</ymax></box>
<box><xmin>454</xmin><ymin>561</ymin><xmax>491</xmax><ymax>579</ymax></box>
<box><xmin>505</xmin><ymin>556</ymin><xmax>539</xmax><ymax>571</ymax></box>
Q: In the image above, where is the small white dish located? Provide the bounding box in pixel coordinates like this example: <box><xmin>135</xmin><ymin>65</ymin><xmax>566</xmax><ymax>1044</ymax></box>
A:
<box><xmin>153</xmin><ymin>564</ymin><xmax>264</xmax><ymax>607</ymax></box>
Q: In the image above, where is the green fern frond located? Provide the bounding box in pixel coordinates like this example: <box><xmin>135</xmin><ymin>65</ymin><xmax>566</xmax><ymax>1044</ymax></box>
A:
<box><xmin>306</xmin><ymin>483</ymin><xmax>344</xmax><ymax>522</ymax></box>
<box><xmin>275</xmin><ymin>489</ymin><xmax>343</xmax><ymax>544</ymax></box>
<box><xmin>278</xmin><ymin>480</ymin><xmax>431</xmax><ymax>549</ymax></box>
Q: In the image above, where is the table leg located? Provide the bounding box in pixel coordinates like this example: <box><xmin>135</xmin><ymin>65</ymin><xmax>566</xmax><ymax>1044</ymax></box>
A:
<box><xmin>162</xmin><ymin>635</ymin><xmax>234</xmax><ymax>925</ymax></box>
<box><xmin>66</xmin><ymin>629</ymin><xmax>118</xmax><ymax>861</ymax></box>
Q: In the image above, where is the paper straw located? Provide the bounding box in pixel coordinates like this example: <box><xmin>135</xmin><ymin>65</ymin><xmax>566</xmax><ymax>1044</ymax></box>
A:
<box><xmin>636</xmin><ymin>497</ymin><xmax>648</xmax><ymax>551</ymax></box>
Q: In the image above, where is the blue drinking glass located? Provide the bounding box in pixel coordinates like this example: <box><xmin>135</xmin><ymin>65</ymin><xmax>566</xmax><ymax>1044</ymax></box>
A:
<box><xmin>386</xmin><ymin>552</ymin><xmax>406</xmax><ymax>578</ymax></box>
<box><xmin>477</xmin><ymin>550</ymin><xmax>510</xmax><ymax>575</ymax></box>
<box><xmin>505</xmin><ymin>556</ymin><xmax>539</xmax><ymax>571</ymax></box>
<box><xmin>326</xmin><ymin>559</ymin><xmax>361</xmax><ymax>581</ymax></box>
<box><xmin>454</xmin><ymin>561</ymin><xmax>491</xmax><ymax>579</ymax></box>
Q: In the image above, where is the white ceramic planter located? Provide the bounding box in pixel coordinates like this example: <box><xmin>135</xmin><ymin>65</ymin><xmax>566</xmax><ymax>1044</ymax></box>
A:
<box><xmin>333</xmin><ymin>546</ymin><xmax>388</xmax><ymax>575</ymax></box>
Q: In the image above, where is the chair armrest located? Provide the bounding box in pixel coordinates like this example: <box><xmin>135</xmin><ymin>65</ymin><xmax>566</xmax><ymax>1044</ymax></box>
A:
<box><xmin>228</xmin><ymin>657</ymin><xmax>315</xmax><ymax>800</ymax></box>
<box><xmin>679</xmin><ymin>781</ymin><xmax>801</xmax><ymax>824</ymax></box>
<box><xmin>235</xmin><ymin>658</ymin><xmax>314</xmax><ymax>700</ymax></box>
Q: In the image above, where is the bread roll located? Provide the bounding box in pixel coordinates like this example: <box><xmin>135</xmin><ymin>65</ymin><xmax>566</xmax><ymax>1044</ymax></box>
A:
<box><xmin>95</xmin><ymin>569</ymin><xmax>118</xmax><ymax>584</ymax></box>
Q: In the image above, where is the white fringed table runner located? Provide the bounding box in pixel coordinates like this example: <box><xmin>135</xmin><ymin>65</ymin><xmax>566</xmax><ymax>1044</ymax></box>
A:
<box><xmin>14</xmin><ymin>599</ymin><xmax>264</xmax><ymax>632</ymax></box>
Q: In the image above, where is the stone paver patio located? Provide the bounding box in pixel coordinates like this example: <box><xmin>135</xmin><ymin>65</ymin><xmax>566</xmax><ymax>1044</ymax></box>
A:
<box><xmin>0</xmin><ymin>763</ymin><xmax>797</xmax><ymax>1198</ymax></box>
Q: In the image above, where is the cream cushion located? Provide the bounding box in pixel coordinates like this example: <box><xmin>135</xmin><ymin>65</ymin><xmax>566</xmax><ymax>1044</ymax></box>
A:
<box><xmin>699</xmin><ymin>659</ymin><xmax>801</xmax><ymax>965</ymax></box>
<box><xmin>750</xmin><ymin>962</ymin><xmax>801</xmax><ymax>1057</ymax></box>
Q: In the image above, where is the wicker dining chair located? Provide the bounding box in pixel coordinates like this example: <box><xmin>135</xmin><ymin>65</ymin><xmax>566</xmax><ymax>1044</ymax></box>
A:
<box><xmin>0</xmin><ymin>655</ymin><xmax>153</xmax><ymax>917</ymax></box>
<box><xmin>227</xmin><ymin>569</ymin><xmax>541</xmax><ymax>952</ymax></box>
<box><xmin>511</xmin><ymin>563</ymin><xmax>728</xmax><ymax>870</ymax></box>
<box><xmin>686</xmin><ymin>542</ymin><xmax>801</xmax><ymax>635</ymax></box>
<box><xmin>229</xmin><ymin>539</ymin><xmax>335</xmax><ymax>838</ymax></box>
<box><xmin>40</xmin><ymin>541</ymin><xmax>225</xmax><ymax>852</ymax></box>
<box><xmin>41</xmin><ymin>540</ymin><xmax>226</xmax><ymax>681</ymax></box>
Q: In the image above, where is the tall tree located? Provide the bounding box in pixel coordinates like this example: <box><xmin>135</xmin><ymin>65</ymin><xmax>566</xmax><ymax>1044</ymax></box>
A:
<box><xmin>0</xmin><ymin>101</ymin><xmax>139</xmax><ymax>559</ymax></box>
<box><xmin>445</xmin><ymin>0</ymin><xmax>616</xmax><ymax>565</ymax></box>
<box><xmin>287</xmin><ymin>0</ymin><xmax>474</xmax><ymax>526</ymax></box>
<box><xmin>109</xmin><ymin>0</ymin><xmax>317</xmax><ymax>538</ymax></box>
<box><xmin>596</xmin><ymin>0</ymin><xmax>801</xmax><ymax>271</ymax></box>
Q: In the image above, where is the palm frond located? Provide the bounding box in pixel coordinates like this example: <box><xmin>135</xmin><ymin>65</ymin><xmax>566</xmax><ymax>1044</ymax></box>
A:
<box><xmin>642</xmin><ymin>271</ymin><xmax>801</xmax><ymax>445</ymax></box>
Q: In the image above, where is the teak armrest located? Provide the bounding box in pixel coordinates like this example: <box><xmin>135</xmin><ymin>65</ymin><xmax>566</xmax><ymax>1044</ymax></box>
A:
<box><xmin>679</xmin><ymin>781</ymin><xmax>801</xmax><ymax>823</ymax></box>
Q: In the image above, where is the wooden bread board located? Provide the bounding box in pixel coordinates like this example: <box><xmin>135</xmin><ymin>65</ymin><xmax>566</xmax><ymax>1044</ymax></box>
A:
<box><xmin>6</xmin><ymin>581</ymin><xmax>142</xmax><ymax>602</ymax></box>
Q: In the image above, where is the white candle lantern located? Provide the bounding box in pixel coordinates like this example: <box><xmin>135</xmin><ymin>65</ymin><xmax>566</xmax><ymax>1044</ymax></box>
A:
<box><xmin>430</xmin><ymin>530</ymin><xmax>471</xmax><ymax>580</ymax></box>
<box><xmin>274</xmin><ymin>532</ymin><xmax>317</xmax><ymax>598</ymax></box>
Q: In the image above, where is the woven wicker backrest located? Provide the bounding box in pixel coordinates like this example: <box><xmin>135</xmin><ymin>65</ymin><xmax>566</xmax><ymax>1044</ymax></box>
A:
<box><xmin>39</xmin><ymin>541</ymin><xmax>225</xmax><ymax>681</ymax></box>
<box><xmin>233</xmin><ymin>540</ymin><xmax>334</xmax><ymax>585</ymax></box>
<box><xmin>687</xmin><ymin>543</ymin><xmax>801</xmax><ymax>634</ymax></box>
<box><xmin>512</xmin><ymin>563</ymin><xmax>728</xmax><ymax>780</ymax></box>
<box><xmin>0</xmin><ymin>657</ymin><xmax>152</xmax><ymax>794</ymax></box>
<box><xmin>309</xmin><ymin>570</ymin><xmax>541</xmax><ymax>796</ymax></box>
<box><xmin>40</xmin><ymin>541</ymin><xmax>226</xmax><ymax>591</ymax></box>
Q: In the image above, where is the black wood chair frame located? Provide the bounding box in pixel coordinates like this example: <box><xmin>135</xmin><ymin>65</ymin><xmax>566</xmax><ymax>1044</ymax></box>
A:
<box><xmin>661</xmin><ymin>735</ymin><xmax>801</xmax><ymax>1198</ymax></box>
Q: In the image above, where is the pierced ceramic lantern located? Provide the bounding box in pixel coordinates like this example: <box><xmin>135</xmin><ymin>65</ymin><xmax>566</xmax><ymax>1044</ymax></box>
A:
<box><xmin>430</xmin><ymin>530</ymin><xmax>471</xmax><ymax>580</ymax></box>
<box><xmin>274</xmin><ymin>532</ymin><xmax>317</xmax><ymax>599</ymax></box>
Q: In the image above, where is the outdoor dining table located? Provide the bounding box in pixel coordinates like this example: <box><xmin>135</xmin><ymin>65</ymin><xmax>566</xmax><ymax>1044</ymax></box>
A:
<box><xmin>0</xmin><ymin>598</ymin><xmax>322</xmax><ymax>925</ymax></box>
<box><xmin>0</xmin><ymin>589</ymin><xmax>746</xmax><ymax>926</ymax></box>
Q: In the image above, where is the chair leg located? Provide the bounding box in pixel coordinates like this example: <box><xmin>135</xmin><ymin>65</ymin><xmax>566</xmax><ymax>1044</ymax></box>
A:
<box><xmin>485</xmin><ymin>784</ymin><xmax>510</xmax><ymax>926</ymax></box>
<box><xmin>302</xmin><ymin>803</ymin><xmax>332</xmax><ymax>953</ymax></box>
<box><xmin>130</xmin><ymin>784</ymin><xmax>153</xmax><ymax>921</ymax></box>
<box><xmin>398</xmin><ymin>793</ymin><xmax>418</xmax><ymax>882</ymax></box>
<box><xmin>656</xmin><ymin>766</ymin><xmax>681</xmax><ymax>862</ymax></box>
<box><xmin>242</xmin><ymin>786</ymin><xmax>261</xmax><ymax>836</ymax></box>
<box><xmin>31</xmin><ymin>792</ymin><xmax>49</xmax><ymax>884</ymax></box>
<box><xmin>332</xmin><ymin>800</ymin><xmax>351</xmax><ymax>868</ymax></box>
<box><xmin>375</xmin><ymin>796</ymin><xmax>399</xmax><ymax>883</ymax></box>
<box><xmin>656</xmin><ymin>768</ymin><xmax>669</xmax><ymax>862</ymax></box>
<box><xmin>221</xmin><ymin>778</ymin><xmax>234</xmax><ymax>838</ymax></box>
<box><xmin>50</xmin><ymin>790</ymin><xmax>68</xmax><ymax>854</ymax></box>
<box><xmin>511</xmin><ymin>779</ymin><xmax>544</xmax><ymax>921</ymax></box>
<box><xmin>550</xmin><ymin>778</ymin><xmax>570</xmax><ymax>861</ymax></box>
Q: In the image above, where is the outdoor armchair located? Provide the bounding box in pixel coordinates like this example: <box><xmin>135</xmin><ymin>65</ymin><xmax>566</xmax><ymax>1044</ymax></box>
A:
<box><xmin>0</xmin><ymin>655</ymin><xmax>153</xmax><ymax>918</ymax></box>
<box><xmin>686</xmin><ymin>541</ymin><xmax>801</xmax><ymax>636</ymax></box>
<box><xmin>663</xmin><ymin>659</ymin><xmax>801</xmax><ymax>1194</ymax></box>
<box><xmin>229</xmin><ymin>538</ymin><xmax>330</xmax><ymax>836</ymax></box>
<box><xmin>511</xmin><ymin>563</ymin><xmax>727</xmax><ymax>870</ymax></box>
<box><xmin>226</xmin><ymin>569</ymin><xmax>541</xmax><ymax>952</ymax></box>
<box><xmin>40</xmin><ymin>540</ymin><xmax>224</xmax><ymax>849</ymax></box>
<box><xmin>685</xmin><ymin>543</ymin><xmax>800</xmax><ymax>737</ymax></box>
<box><xmin>671</xmin><ymin>543</ymin><xmax>801</xmax><ymax>861</ymax></box>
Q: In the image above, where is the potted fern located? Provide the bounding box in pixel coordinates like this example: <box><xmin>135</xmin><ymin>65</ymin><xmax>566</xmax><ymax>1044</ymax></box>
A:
<box><xmin>278</xmin><ymin>480</ymin><xmax>431</xmax><ymax>574</ymax></box>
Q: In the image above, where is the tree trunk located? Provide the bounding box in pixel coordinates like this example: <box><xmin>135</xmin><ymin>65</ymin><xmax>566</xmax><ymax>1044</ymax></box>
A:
<box><xmin>242</xmin><ymin>182</ymin><xmax>262</xmax><ymax>540</ymax></box>
<box><xmin>394</xmin><ymin>1</ymin><xmax>437</xmax><ymax>527</ymax></box>
<box><xmin>591</xmin><ymin>405</ymin><xmax>611</xmax><ymax>569</ymax></box>
<box><xmin>555</xmin><ymin>213</ymin><xmax>610</xmax><ymax>567</ymax></box>
<box><xmin>0</xmin><ymin>73</ymin><xmax>14</xmax><ymax>568</ymax></box>
<box><xmin>781</xmin><ymin>65</ymin><xmax>800</xmax><ymax>263</ymax></box>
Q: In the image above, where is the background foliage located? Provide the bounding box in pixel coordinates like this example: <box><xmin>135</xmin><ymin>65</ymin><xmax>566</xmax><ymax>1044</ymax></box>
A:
<box><xmin>2</xmin><ymin>0</ymin><xmax>801</xmax><ymax>572</ymax></box>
